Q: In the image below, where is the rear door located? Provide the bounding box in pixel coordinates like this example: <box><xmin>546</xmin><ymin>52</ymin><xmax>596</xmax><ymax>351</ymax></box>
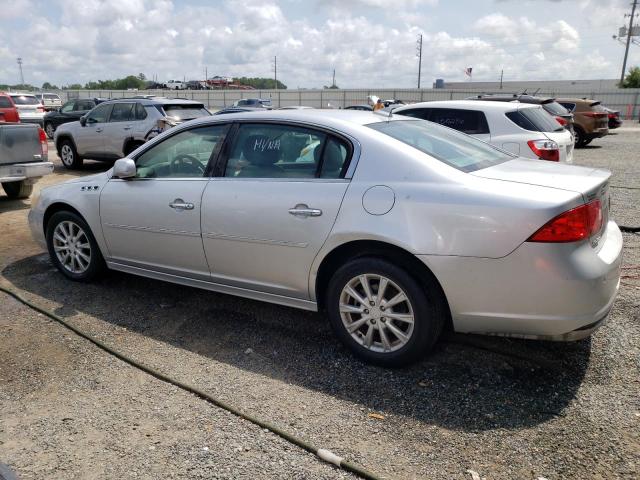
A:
<box><xmin>101</xmin><ymin>102</ymin><xmax>136</xmax><ymax>157</ymax></box>
<box><xmin>201</xmin><ymin>122</ymin><xmax>352</xmax><ymax>299</ymax></box>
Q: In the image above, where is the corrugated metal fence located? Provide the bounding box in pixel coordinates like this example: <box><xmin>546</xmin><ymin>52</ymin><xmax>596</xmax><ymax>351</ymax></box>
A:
<box><xmin>58</xmin><ymin>88</ymin><xmax>640</xmax><ymax>119</ymax></box>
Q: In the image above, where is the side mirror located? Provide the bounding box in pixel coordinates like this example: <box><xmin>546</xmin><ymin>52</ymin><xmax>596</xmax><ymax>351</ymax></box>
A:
<box><xmin>113</xmin><ymin>158</ymin><xmax>136</xmax><ymax>179</ymax></box>
<box><xmin>79</xmin><ymin>116</ymin><xmax>87</xmax><ymax>126</ymax></box>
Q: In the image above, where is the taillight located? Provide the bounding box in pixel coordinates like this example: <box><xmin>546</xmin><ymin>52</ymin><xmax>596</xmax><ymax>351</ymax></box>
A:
<box><xmin>555</xmin><ymin>116</ymin><xmax>568</xmax><ymax>126</ymax></box>
<box><xmin>527</xmin><ymin>200</ymin><xmax>602</xmax><ymax>243</ymax></box>
<box><xmin>527</xmin><ymin>139</ymin><xmax>559</xmax><ymax>162</ymax></box>
<box><xmin>37</xmin><ymin>105</ymin><xmax>45</xmax><ymax>112</ymax></box>
<box><xmin>38</xmin><ymin>127</ymin><xmax>48</xmax><ymax>158</ymax></box>
<box><xmin>583</xmin><ymin>112</ymin><xmax>607</xmax><ymax>118</ymax></box>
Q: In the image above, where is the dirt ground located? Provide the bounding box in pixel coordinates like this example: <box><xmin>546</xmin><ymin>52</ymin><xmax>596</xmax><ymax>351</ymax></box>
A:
<box><xmin>1</xmin><ymin>132</ymin><xmax>638</xmax><ymax>479</ymax></box>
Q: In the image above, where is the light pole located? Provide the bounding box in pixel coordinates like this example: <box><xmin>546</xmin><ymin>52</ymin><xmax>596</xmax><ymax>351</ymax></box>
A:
<box><xmin>416</xmin><ymin>34</ymin><xmax>423</xmax><ymax>89</ymax></box>
<box><xmin>16</xmin><ymin>57</ymin><xmax>24</xmax><ymax>86</ymax></box>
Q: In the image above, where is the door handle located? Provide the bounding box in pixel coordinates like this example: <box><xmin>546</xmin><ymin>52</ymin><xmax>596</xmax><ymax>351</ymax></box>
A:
<box><xmin>288</xmin><ymin>204</ymin><xmax>322</xmax><ymax>217</ymax></box>
<box><xmin>95</xmin><ymin>128</ymin><xmax>103</xmax><ymax>132</ymax></box>
<box><xmin>123</xmin><ymin>125</ymin><xmax>132</xmax><ymax>130</ymax></box>
<box><xmin>169</xmin><ymin>198</ymin><xmax>194</xmax><ymax>211</ymax></box>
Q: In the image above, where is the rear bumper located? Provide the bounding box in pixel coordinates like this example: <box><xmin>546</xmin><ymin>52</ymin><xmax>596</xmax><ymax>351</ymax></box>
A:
<box><xmin>0</xmin><ymin>161</ymin><xmax>54</xmax><ymax>183</ymax></box>
<box><xmin>19</xmin><ymin>118</ymin><xmax>44</xmax><ymax>126</ymax></box>
<box><xmin>587</xmin><ymin>128</ymin><xmax>609</xmax><ymax>140</ymax></box>
<box><xmin>420</xmin><ymin>221</ymin><xmax>623</xmax><ymax>340</ymax></box>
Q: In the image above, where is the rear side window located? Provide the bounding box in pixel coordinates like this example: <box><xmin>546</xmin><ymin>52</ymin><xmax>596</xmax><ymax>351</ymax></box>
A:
<box><xmin>162</xmin><ymin>104</ymin><xmax>209</xmax><ymax>120</ymax></box>
<box><xmin>559</xmin><ymin>102</ymin><xmax>576</xmax><ymax>112</ymax></box>
<box><xmin>427</xmin><ymin>109</ymin><xmax>490</xmax><ymax>135</ymax></box>
<box><xmin>10</xmin><ymin>95</ymin><xmax>40</xmax><ymax>105</ymax></box>
<box><xmin>135</xmin><ymin>103</ymin><xmax>147</xmax><ymax>120</ymax></box>
<box><xmin>506</xmin><ymin>108</ymin><xmax>562</xmax><ymax>133</ymax></box>
<box><xmin>0</xmin><ymin>96</ymin><xmax>13</xmax><ymax>108</ymax></box>
<box><xmin>398</xmin><ymin>108</ymin><xmax>431</xmax><ymax>120</ymax></box>
<box><xmin>542</xmin><ymin>101</ymin><xmax>569</xmax><ymax>116</ymax></box>
<box><xmin>109</xmin><ymin>103</ymin><xmax>135</xmax><ymax>122</ymax></box>
<box><xmin>75</xmin><ymin>100</ymin><xmax>95</xmax><ymax>111</ymax></box>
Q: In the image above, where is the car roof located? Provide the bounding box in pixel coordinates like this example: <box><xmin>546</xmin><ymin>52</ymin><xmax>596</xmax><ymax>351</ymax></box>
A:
<box><xmin>394</xmin><ymin>100</ymin><xmax>539</xmax><ymax>111</ymax></box>
<box><xmin>467</xmin><ymin>94</ymin><xmax>555</xmax><ymax>103</ymax></box>
<box><xmin>8</xmin><ymin>92</ymin><xmax>37</xmax><ymax>97</ymax></box>
<box><xmin>101</xmin><ymin>97</ymin><xmax>205</xmax><ymax>106</ymax></box>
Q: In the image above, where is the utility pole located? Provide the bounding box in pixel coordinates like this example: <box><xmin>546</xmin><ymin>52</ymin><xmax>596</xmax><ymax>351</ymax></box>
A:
<box><xmin>499</xmin><ymin>69</ymin><xmax>504</xmax><ymax>90</ymax></box>
<box><xmin>332</xmin><ymin>69</ymin><xmax>336</xmax><ymax>88</ymax></box>
<box><xmin>416</xmin><ymin>34</ymin><xmax>423</xmax><ymax>89</ymax></box>
<box><xmin>620</xmin><ymin>0</ymin><xmax>639</xmax><ymax>85</ymax></box>
<box><xmin>16</xmin><ymin>57</ymin><xmax>24</xmax><ymax>86</ymax></box>
<box><xmin>274</xmin><ymin>56</ymin><xmax>277</xmax><ymax>90</ymax></box>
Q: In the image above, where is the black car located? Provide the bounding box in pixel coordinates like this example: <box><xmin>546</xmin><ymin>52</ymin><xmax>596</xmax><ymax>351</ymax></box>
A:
<box><xmin>604</xmin><ymin>107</ymin><xmax>623</xmax><ymax>129</ymax></box>
<box><xmin>42</xmin><ymin>98</ymin><xmax>106</xmax><ymax>139</ymax></box>
<box><xmin>467</xmin><ymin>94</ymin><xmax>574</xmax><ymax>134</ymax></box>
<box><xmin>344</xmin><ymin>104</ymin><xmax>373</xmax><ymax>111</ymax></box>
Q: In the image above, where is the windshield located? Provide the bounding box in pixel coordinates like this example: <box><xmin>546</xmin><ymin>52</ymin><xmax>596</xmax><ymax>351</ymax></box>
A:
<box><xmin>162</xmin><ymin>104</ymin><xmax>210</xmax><ymax>120</ymax></box>
<box><xmin>506</xmin><ymin>107</ymin><xmax>564</xmax><ymax>133</ymax></box>
<box><xmin>10</xmin><ymin>95</ymin><xmax>40</xmax><ymax>105</ymax></box>
<box><xmin>368</xmin><ymin>119</ymin><xmax>513</xmax><ymax>173</ymax></box>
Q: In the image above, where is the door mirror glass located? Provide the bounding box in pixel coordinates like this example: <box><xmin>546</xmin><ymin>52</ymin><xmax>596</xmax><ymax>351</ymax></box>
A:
<box><xmin>113</xmin><ymin>158</ymin><xmax>136</xmax><ymax>179</ymax></box>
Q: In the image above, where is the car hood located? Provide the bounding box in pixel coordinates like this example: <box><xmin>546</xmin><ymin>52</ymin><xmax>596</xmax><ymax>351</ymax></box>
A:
<box><xmin>471</xmin><ymin>158</ymin><xmax>610</xmax><ymax>195</ymax></box>
<box><xmin>63</xmin><ymin>171</ymin><xmax>111</xmax><ymax>184</ymax></box>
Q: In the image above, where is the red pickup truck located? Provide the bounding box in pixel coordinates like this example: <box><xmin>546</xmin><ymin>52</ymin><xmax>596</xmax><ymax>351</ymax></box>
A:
<box><xmin>0</xmin><ymin>92</ymin><xmax>20</xmax><ymax>123</ymax></box>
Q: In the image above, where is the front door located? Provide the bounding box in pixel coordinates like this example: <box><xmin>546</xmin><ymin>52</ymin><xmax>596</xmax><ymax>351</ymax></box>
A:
<box><xmin>76</xmin><ymin>103</ymin><xmax>113</xmax><ymax>157</ymax></box>
<box><xmin>100</xmin><ymin>124</ymin><xmax>228</xmax><ymax>278</ymax></box>
<box><xmin>201</xmin><ymin>122</ymin><xmax>352</xmax><ymax>299</ymax></box>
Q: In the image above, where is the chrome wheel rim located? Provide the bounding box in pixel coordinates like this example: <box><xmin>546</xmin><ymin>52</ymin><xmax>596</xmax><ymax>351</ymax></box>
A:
<box><xmin>60</xmin><ymin>144</ymin><xmax>74</xmax><ymax>165</ymax></box>
<box><xmin>339</xmin><ymin>274</ymin><xmax>415</xmax><ymax>353</ymax></box>
<box><xmin>45</xmin><ymin>123</ymin><xmax>54</xmax><ymax>138</ymax></box>
<box><xmin>53</xmin><ymin>220</ymin><xmax>91</xmax><ymax>274</ymax></box>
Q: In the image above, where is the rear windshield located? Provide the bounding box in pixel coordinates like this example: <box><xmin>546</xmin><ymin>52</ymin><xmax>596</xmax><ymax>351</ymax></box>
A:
<box><xmin>161</xmin><ymin>104</ymin><xmax>210</xmax><ymax>120</ymax></box>
<box><xmin>506</xmin><ymin>108</ymin><xmax>564</xmax><ymax>133</ymax></box>
<box><xmin>10</xmin><ymin>95</ymin><xmax>40</xmax><ymax>105</ymax></box>
<box><xmin>44</xmin><ymin>94</ymin><xmax>60</xmax><ymax>100</ymax></box>
<box><xmin>541</xmin><ymin>101</ymin><xmax>570</xmax><ymax>116</ymax></box>
<box><xmin>367</xmin><ymin>119</ymin><xmax>513</xmax><ymax>173</ymax></box>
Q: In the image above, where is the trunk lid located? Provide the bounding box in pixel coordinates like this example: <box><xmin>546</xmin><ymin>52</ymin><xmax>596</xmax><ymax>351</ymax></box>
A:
<box><xmin>0</xmin><ymin>124</ymin><xmax>43</xmax><ymax>166</ymax></box>
<box><xmin>542</xmin><ymin>129</ymin><xmax>574</xmax><ymax>163</ymax></box>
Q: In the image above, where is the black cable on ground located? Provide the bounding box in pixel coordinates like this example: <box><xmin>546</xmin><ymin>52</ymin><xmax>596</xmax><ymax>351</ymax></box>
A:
<box><xmin>0</xmin><ymin>284</ymin><xmax>383</xmax><ymax>480</ymax></box>
<box><xmin>620</xmin><ymin>226</ymin><xmax>640</xmax><ymax>233</ymax></box>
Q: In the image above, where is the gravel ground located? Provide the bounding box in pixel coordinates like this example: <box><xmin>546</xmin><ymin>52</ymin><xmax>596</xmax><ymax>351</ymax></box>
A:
<box><xmin>0</xmin><ymin>130</ymin><xmax>638</xmax><ymax>480</ymax></box>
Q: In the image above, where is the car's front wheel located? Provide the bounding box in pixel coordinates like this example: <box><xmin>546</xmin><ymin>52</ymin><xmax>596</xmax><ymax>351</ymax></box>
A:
<box><xmin>46</xmin><ymin>211</ymin><xmax>105</xmax><ymax>281</ymax></box>
<box><xmin>59</xmin><ymin>139</ymin><xmax>83</xmax><ymax>169</ymax></box>
<box><xmin>44</xmin><ymin>122</ymin><xmax>55</xmax><ymax>139</ymax></box>
<box><xmin>326</xmin><ymin>257</ymin><xmax>444</xmax><ymax>367</ymax></box>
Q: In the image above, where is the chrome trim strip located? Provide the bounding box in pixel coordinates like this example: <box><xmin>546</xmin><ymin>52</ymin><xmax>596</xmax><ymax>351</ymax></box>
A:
<box><xmin>106</xmin><ymin>261</ymin><xmax>318</xmax><ymax>312</ymax></box>
<box><xmin>203</xmin><ymin>231</ymin><xmax>308</xmax><ymax>248</ymax></box>
<box><xmin>104</xmin><ymin>223</ymin><xmax>200</xmax><ymax>237</ymax></box>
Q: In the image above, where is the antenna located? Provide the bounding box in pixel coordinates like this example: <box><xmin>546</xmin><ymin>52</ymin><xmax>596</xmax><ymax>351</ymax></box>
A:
<box><xmin>532</xmin><ymin>87</ymin><xmax>540</xmax><ymax>95</ymax></box>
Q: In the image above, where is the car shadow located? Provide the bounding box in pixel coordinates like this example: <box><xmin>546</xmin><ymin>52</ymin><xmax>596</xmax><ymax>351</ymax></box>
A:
<box><xmin>0</xmin><ymin>197</ymin><xmax>30</xmax><ymax>213</ymax></box>
<box><xmin>2</xmin><ymin>254</ymin><xmax>591</xmax><ymax>433</ymax></box>
<box><xmin>578</xmin><ymin>145</ymin><xmax>603</xmax><ymax>150</ymax></box>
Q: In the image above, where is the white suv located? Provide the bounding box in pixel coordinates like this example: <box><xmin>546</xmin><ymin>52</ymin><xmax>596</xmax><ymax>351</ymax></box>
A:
<box><xmin>393</xmin><ymin>100</ymin><xmax>574</xmax><ymax>163</ymax></box>
<box><xmin>163</xmin><ymin>80</ymin><xmax>185</xmax><ymax>90</ymax></box>
<box><xmin>54</xmin><ymin>98</ymin><xmax>210</xmax><ymax>169</ymax></box>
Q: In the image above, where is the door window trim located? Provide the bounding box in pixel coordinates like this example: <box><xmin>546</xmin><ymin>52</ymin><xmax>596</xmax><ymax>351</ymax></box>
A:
<box><xmin>212</xmin><ymin>120</ymin><xmax>357</xmax><ymax>181</ymax></box>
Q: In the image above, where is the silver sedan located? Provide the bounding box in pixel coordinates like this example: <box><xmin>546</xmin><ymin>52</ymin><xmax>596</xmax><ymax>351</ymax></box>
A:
<box><xmin>28</xmin><ymin>110</ymin><xmax>623</xmax><ymax>366</ymax></box>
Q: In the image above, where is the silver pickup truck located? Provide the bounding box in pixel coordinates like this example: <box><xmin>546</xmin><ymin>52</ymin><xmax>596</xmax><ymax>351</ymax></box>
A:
<box><xmin>0</xmin><ymin>124</ymin><xmax>53</xmax><ymax>199</ymax></box>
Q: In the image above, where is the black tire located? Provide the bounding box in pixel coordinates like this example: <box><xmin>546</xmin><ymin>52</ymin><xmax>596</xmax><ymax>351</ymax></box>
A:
<box><xmin>573</xmin><ymin>126</ymin><xmax>586</xmax><ymax>148</ymax></box>
<box><xmin>59</xmin><ymin>139</ymin><xmax>83</xmax><ymax>169</ymax></box>
<box><xmin>583</xmin><ymin>138</ymin><xmax>592</xmax><ymax>146</ymax></box>
<box><xmin>326</xmin><ymin>257</ymin><xmax>445</xmax><ymax>367</ymax></box>
<box><xmin>46</xmin><ymin>211</ymin><xmax>105</xmax><ymax>281</ymax></box>
<box><xmin>2</xmin><ymin>181</ymin><xmax>33</xmax><ymax>199</ymax></box>
<box><xmin>44</xmin><ymin>122</ymin><xmax>55</xmax><ymax>139</ymax></box>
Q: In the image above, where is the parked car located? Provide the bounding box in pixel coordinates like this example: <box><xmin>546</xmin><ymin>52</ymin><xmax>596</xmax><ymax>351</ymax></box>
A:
<box><xmin>43</xmin><ymin>98</ymin><xmax>106</xmax><ymax>139</ymax></box>
<box><xmin>467</xmin><ymin>94</ymin><xmax>574</xmax><ymax>134</ymax></box>
<box><xmin>163</xmin><ymin>80</ymin><xmax>185</xmax><ymax>90</ymax></box>
<box><xmin>186</xmin><ymin>80</ymin><xmax>208</xmax><ymax>90</ymax></box>
<box><xmin>556</xmin><ymin>98</ymin><xmax>609</xmax><ymax>147</ymax></box>
<box><xmin>9</xmin><ymin>93</ymin><xmax>45</xmax><ymax>126</ymax></box>
<box><xmin>278</xmin><ymin>106</ymin><xmax>314</xmax><ymax>110</ymax></box>
<box><xmin>232</xmin><ymin>98</ymin><xmax>273</xmax><ymax>108</ymax></box>
<box><xmin>214</xmin><ymin>106</ymin><xmax>264</xmax><ymax>115</ymax></box>
<box><xmin>0</xmin><ymin>92</ymin><xmax>20</xmax><ymax>123</ymax></box>
<box><xmin>604</xmin><ymin>107</ymin><xmax>622</xmax><ymax>129</ymax></box>
<box><xmin>145</xmin><ymin>82</ymin><xmax>165</xmax><ymax>90</ymax></box>
<box><xmin>0</xmin><ymin>123</ymin><xmax>52</xmax><ymax>198</ymax></box>
<box><xmin>382</xmin><ymin>99</ymin><xmax>405</xmax><ymax>107</ymax></box>
<box><xmin>34</xmin><ymin>93</ymin><xmax>62</xmax><ymax>111</ymax></box>
<box><xmin>393</xmin><ymin>100</ymin><xmax>574</xmax><ymax>162</ymax></box>
<box><xmin>344</xmin><ymin>104</ymin><xmax>373</xmax><ymax>111</ymax></box>
<box><xmin>30</xmin><ymin>110</ymin><xmax>622</xmax><ymax>366</ymax></box>
<box><xmin>54</xmin><ymin>98</ymin><xmax>210</xmax><ymax>169</ymax></box>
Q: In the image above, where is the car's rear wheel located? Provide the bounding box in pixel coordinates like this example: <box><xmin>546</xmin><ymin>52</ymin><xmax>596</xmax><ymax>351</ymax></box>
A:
<box><xmin>44</xmin><ymin>122</ymin><xmax>55</xmax><ymax>139</ymax></box>
<box><xmin>46</xmin><ymin>211</ymin><xmax>105</xmax><ymax>281</ymax></box>
<box><xmin>326</xmin><ymin>257</ymin><xmax>444</xmax><ymax>367</ymax></box>
<box><xmin>2</xmin><ymin>181</ymin><xmax>33</xmax><ymax>199</ymax></box>
<box><xmin>59</xmin><ymin>139</ymin><xmax>83</xmax><ymax>169</ymax></box>
<box><xmin>124</xmin><ymin>141</ymin><xmax>144</xmax><ymax>156</ymax></box>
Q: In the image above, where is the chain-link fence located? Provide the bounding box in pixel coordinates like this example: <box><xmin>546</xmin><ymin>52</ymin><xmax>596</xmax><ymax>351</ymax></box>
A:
<box><xmin>58</xmin><ymin>87</ymin><xmax>640</xmax><ymax>119</ymax></box>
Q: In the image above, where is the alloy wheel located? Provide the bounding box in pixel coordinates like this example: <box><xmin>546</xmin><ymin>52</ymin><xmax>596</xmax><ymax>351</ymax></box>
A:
<box><xmin>339</xmin><ymin>274</ymin><xmax>415</xmax><ymax>353</ymax></box>
<box><xmin>52</xmin><ymin>220</ymin><xmax>92</xmax><ymax>274</ymax></box>
<box><xmin>45</xmin><ymin>123</ymin><xmax>55</xmax><ymax>138</ymax></box>
<box><xmin>60</xmin><ymin>144</ymin><xmax>74</xmax><ymax>166</ymax></box>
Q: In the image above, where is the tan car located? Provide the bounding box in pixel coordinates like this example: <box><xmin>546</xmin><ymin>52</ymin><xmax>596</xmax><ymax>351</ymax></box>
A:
<box><xmin>557</xmin><ymin>98</ymin><xmax>609</xmax><ymax>147</ymax></box>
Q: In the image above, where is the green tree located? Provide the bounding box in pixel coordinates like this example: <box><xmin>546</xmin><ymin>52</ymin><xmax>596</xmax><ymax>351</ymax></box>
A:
<box><xmin>622</xmin><ymin>66</ymin><xmax>640</xmax><ymax>88</ymax></box>
<box><xmin>137</xmin><ymin>72</ymin><xmax>146</xmax><ymax>81</ymax></box>
<box><xmin>42</xmin><ymin>82</ymin><xmax>59</xmax><ymax>90</ymax></box>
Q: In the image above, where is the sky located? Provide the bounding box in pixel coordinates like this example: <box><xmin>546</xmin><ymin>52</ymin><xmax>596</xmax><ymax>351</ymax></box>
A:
<box><xmin>0</xmin><ymin>0</ymin><xmax>638</xmax><ymax>89</ymax></box>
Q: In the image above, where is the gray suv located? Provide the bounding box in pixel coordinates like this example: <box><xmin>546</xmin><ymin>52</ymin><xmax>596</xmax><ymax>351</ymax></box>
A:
<box><xmin>54</xmin><ymin>98</ymin><xmax>210</xmax><ymax>169</ymax></box>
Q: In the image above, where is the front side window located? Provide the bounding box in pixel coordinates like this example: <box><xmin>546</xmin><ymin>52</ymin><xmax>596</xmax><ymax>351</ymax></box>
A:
<box><xmin>427</xmin><ymin>108</ymin><xmax>490</xmax><ymax>134</ymax></box>
<box><xmin>135</xmin><ymin>125</ymin><xmax>227</xmax><ymax>178</ymax></box>
<box><xmin>60</xmin><ymin>101</ymin><xmax>74</xmax><ymax>112</ymax></box>
<box><xmin>368</xmin><ymin>119</ymin><xmax>512</xmax><ymax>173</ymax></box>
<box><xmin>86</xmin><ymin>103</ymin><xmax>113</xmax><ymax>123</ymax></box>
<box><xmin>224</xmin><ymin>124</ymin><xmax>347</xmax><ymax>179</ymax></box>
<box><xmin>109</xmin><ymin>103</ymin><xmax>135</xmax><ymax>122</ymax></box>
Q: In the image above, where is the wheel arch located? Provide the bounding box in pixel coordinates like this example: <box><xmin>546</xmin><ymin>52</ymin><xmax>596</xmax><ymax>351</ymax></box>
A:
<box><xmin>313</xmin><ymin>239</ymin><xmax>452</xmax><ymax>328</ymax></box>
<box><xmin>122</xmin><ymin>137</ymin><xmax>144</xmax><ymax>156</ymax></box>
<box><xmin>55</xmin><ymin>134</ymin><xmax>78</xmax><ymax>154</ymax></box>
<box><xmin>43</xmin><ymin>202</ymin><xmax>85</xmax><ymax>238</ymax></box>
